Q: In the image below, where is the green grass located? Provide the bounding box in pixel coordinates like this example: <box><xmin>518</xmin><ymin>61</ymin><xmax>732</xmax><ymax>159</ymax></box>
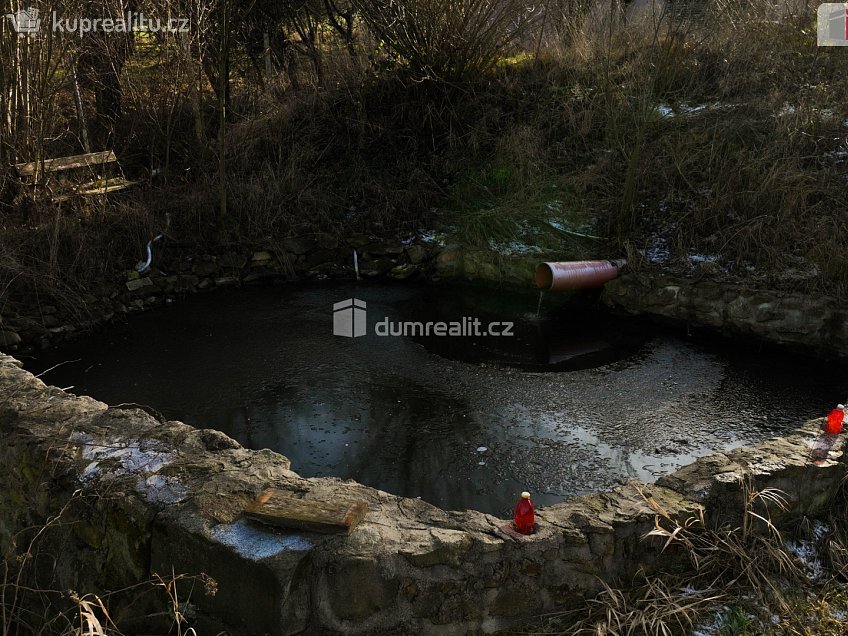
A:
<box><xmin>717</xmin><ymin>605</ymin><xmax>756</xmax><ymax>636</ymax></box>
<box><xmin>440</xmin><ymin>158</ymin><xmax>604</xmax><ymax>260</ymax></box>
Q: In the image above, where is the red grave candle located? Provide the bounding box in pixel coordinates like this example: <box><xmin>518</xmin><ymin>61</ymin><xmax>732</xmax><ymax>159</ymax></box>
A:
<box><xmin>514</xmin><ymin>491</ymin><xmax>535</xmax><ymax>535</ymax></box>
<box><xmin>825</xmin><ymin>405</ymin><xmax>845</xmax><ymax>435</ymax></box>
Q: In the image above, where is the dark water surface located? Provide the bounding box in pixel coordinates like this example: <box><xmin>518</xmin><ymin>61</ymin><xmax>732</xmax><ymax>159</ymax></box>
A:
<box><xmin>26</xmin><ymin>282</ymin><xmax>848</xmax><ymax>516</ymax></box>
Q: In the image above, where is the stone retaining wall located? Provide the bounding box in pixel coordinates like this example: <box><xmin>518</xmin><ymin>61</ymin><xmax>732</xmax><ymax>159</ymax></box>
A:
<box><xmin>0</xmin><ymin>236</ymin><xmax>442</xmax><ymax>354</ymax></box>
<box><xmin>1</xmin><ymin>353</ymin><xmax>845</xmax><ymax>634</ymax></box>
<box><xmin>4</xmin><ymin>246</ymin><xmax>845</xmax><ymax>363</ymax></box>
<box><xmin>0</xmin><ymin>237</ymin><xmax>549</xmax><ymax>356</ymax></box>
<box><xmin>601</xmin><ymin>273</ymin><xmax>848</xmax><ymax>358</ymax></box>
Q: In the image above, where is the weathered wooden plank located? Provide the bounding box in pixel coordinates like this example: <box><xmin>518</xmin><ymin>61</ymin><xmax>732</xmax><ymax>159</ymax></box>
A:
<box><xmin>75</xmin><ymin>179</ymin><xmax>138</xmax><ymax>195</ymax></box>
<box><xmin>15</xmin><ymin>150</ymin><xmax>117</xmax><ymax>176</ymax></box>
<box><xmin>244</xmin><ymin>488</ymin><xmax>368</xmax><ymax>535</ymax></box>
<box><xmin>53</xmin><ymin>179</ymin><xmax>138</xmax><ymax>202</ymax></box>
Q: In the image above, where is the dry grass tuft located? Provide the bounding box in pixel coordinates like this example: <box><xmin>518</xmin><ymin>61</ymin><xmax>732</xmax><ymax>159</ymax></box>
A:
<box><xmin>536</xmin><ymin>472</ymin><xmax>822</xmax><ymax>635</ymax></box>
<box><xmin>1</xmin><ymin>491</ymin><xmax>216</xmax><ymax>636</ymax></box>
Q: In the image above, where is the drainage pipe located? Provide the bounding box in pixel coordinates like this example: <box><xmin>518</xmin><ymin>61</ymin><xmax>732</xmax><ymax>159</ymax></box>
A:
<box><xmin>136</xmin><ymin>234</ymin><xmax>164</xmax><ymax>274</ymax></box>
<box><xmin>535</xmin><ymin>259</ymin><xmax>626</xmax><ymax>291</ymax></box>
<box><xmin>135</xmin><ymin>213</ymin><xmax>171</xmax><ymax>274</ymax></box>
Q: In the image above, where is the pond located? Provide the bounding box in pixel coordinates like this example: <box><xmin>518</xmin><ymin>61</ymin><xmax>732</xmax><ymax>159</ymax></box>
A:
<box><xmin>26</xmin><ymin>282</ymin><xmax>847</xmax><ymax>516</ymax></box>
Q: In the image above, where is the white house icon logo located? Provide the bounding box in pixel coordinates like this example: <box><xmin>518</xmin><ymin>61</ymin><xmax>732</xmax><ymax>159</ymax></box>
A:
<box><xmin>333</xmin><ymin>298</ymin><xmax>367</xmax><ymax>337</ymax></box>
<box><xmin>5</xmin><ymin>7</ymin><xmax>41</xmax><ymax>36</ymax></box>
<box><xmin>818</xmin><ymin>3</ymin><xmax>848</xmax><ymax>46</ymax></box>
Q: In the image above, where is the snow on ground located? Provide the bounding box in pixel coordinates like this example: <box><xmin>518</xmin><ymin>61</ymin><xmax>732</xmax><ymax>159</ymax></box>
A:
<box><xmin>137</xmin><ymin>473</ymin><xmax>188</xmax><ymax>504</ymax></box>
<box><xmin>644</xmin><ymin>236</ymin><xmax>670</xmax><ymax>265</ymax></box>
<box><xmin>691</xmin><ymin>607</ymin><xmax>727</xmax><ymax>636</ymax></box>
<box><xmin>71</xmin><ymin>431</ymin><xmax>186</xmax><ymax>504</ymax></box>
<box><xmin>654</xmin><ymin>102</ymin><xmax>732</xmax><ymax>119</ymax></box>
<box><xmin>487</xmin><ymin>238</ymin><xmax>544</xmax><ymax>256</ymax></box>
<box><xmin>824</xmin><ymin>149</ymin><xmax>848</xmax><ymax>163</ymax></box>
<box><xmin>417</xmin><ymin>228</ymin><xmax>448</xmax><ymax>247</ymax></box>
<box><xmin>688</xmin><ymin>254</ymin><xmax>719</xmax><ymax>265</ymax></box>
<box><xmin>211</xmin><ymin>519</ymin><xmax>313</xmax><ymax>561</ymax></box>
<box><xmin>785</xmin><ymin>520</ymin><xmax>829</xmax><ymax>582</ymax></box>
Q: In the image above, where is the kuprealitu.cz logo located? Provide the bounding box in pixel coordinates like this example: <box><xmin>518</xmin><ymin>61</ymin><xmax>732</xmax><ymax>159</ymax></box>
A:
<box><xmin>5</xmin><ymin>6</ymin><xmax>189</xmax><ymax>37</ymax></box>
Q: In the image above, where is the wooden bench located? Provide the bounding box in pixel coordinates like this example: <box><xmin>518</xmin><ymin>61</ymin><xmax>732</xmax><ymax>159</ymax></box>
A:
<box><xmin>14</xmin><ymin>150</ymin><xmax>137</xmax><ymax>202</ymax></box>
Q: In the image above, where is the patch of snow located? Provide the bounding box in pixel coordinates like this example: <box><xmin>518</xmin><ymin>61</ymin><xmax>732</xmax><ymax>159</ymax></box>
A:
<box><xmin>644</xmin><ymin>236</ymin><xmax>670</xmax><ymax>265</ymax></box>
<box><xmin>691</xmin><ymin>608</ymin><xmax>723</xmax><ymax>636</ymax></box>
<box><xmin>417</xmin><ymin>229</ymin><xmax>447</xmax><ymax>247</ymax></box>
<box><xmin>72</xmin><ymin>432</ymin><xmax>184</xmax><ymax>505</ymax></box>
<box><xmin>784</xmin><ymin>266</ymin><xmax>819</xmax><ymax>280</ymax></box>
<box><xmin>655</xmin><ymin>102</ymin><xmax>723</xmax><ymax>120</ymax></box>
<box><xmin>656</xmin><ymin>104</ymin><xmax>674</xmax><ymax>118</ymax></box>
<box><xmin>824</xmin><ymin>149</ymin><xmax>848</xmax><ymax>163</ymax></box>
<box><xmin>75</xmin><ymin>434</ymin><xmax>175</xmax><ymax>484</ymax></box>
<box><xmin>785</xmin><ymin>521</ymin><xmax>828</xmax><ymax>581</ymax></box>
<box><xmin>545</xmin><ymin>201</ymin><xmax>564</xmax><ymax>214</ymax></box>
<box><xmin>211</xmin><ymin>519</ymin><xmax>313</xmax><ymax>561</ymax></box>
<box><xmin>487</xmin><ymin>238</ymin><xmax>544</xmax><ymax>256</ymax></box>
<box><xmin>777</xmin><ymin>104</ymin><xmax>842</xmax><ymax>122</ymax></box>
<box><xmin>777</xmin><ymin>103</ymin><xmax>796</xmax><ymax>116</ymax></box>
<box><xmin>137</xmin><ymin>474</ymin><xmax>188</xmax><ymax>504</ymax></box>
<box><xmin>688</xmin><ymin>253</ymin><xmax>718</xmax><ymax>265</ymax></box>
<box><xmin>545</xmin><ymin>215</ymin><xmax>598</xmax><ymax>237</ymax></box>
<box><xmin>680</xmin><ymin>103</ymin><xmax>707</xmax><ymax>115</ymax></box>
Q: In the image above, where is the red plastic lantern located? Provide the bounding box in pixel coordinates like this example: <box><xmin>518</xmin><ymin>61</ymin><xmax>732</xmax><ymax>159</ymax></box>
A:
<box><xmin>514</xmin><ymin>491</ymin><xmax>535</xmax><ymax>535</ymax></box>
<box><xmin>826</xmin><ymin>404</ymin><xmax>845</xmax><ymax>435</ymax></box>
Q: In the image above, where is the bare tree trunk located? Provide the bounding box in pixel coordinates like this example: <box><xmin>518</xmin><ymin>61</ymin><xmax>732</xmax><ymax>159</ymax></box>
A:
<box><xmin>263</xmin><ymin>31</ymin><xmax>273</xmax><ymax>80</ymax></box>
<box><xmin>218</xmin><ymin>0</ymin><xmax>230</xmax><ymax>219</ymax></box>
<box><xmin>69</xmin><ymin>55</ymin><xmax>90</xmax><ymax>153</ymax></box>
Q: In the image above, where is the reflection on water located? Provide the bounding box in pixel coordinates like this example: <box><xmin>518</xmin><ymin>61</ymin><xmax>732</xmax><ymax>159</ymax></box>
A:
<box><xmin>26</xmin><ymin>282</ymin><xmax>848</xmax><ymax>516</ymax></box>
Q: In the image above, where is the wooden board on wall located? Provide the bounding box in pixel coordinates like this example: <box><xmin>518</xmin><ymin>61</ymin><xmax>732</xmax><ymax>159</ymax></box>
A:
<box><xmin>244</xmin><ymin>488</ymin><xmax>368</xmax><ymax>535</ymax></box>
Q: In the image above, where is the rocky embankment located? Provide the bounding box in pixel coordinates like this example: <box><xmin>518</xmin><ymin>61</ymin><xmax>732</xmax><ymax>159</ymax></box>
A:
<box><xmin>602</xmin><ymin>272</ymin><xmax>848</xmax><ymax>358</ymax></box>
<box><xmin>1</xmin><ymin>353</ymin><xmax>845</xmax><ymax>634</ymax></box>
<box><xmin>3</xmin><ymin>241</ymin><xmax>846</xmax><ymax>362</ymax></box>
<box><xmin>0</xmin><ymin>234</ymin><xmax>554</xmax><ymax>354</ymax></box>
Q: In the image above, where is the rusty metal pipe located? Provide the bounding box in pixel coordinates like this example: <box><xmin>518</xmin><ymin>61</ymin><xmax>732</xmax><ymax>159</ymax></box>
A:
<box><xmin>535</xmin><ymin>259</ymin><xmax>626</xmax><ymax>291</ymax></box>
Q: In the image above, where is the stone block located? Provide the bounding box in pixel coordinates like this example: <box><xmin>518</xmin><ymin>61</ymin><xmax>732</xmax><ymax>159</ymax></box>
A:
<box><xmin>126</xmin><ymin>277</ymin><xmax>154</xmax><ymax>292</ymax></box>
<box><xmin>327</xmin><ymin>558</ymin><xmax>398</xmax><ymax>621</ymax></box>
<box><xmin>489</xmin><ymin>585</ymin><xmax>543</xmax><ymax>617</ymax></box>
<box><xmin>0</xmin><ymin>330</ymin><xmax>22</xmax><ymax>348</ymax></box>
<box><xmin>218</xmin><ymin>253</ymin><xmax>247</xmax><ymax>270</ymax></box>
<box><xmin>152</xmin><ymin>517</ymin><xmax>312</xmax><ymax>636</ymax></box>
<box><xmin>405</xmin><ymin>244</ymin><xmax>428</xmax><ymax>264</ymax></box>
<box><xmin>193</xmin><ymin>261</ymin><xmax>219</xmax><ymax>277</ymax></box>
<box><xmin>316</xmin><ymin>233</ymin><xmax>339</xmax><ymax>250</ymax></box>
<box><xmin>252</xmin><ymin>250</ymin><xmax>273</xmax><ymax>262</ymax></box>
<box><xmin>281</xmin><ymin>237</ymin><xmax>317</xmax><ymax>255</ymax></box>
